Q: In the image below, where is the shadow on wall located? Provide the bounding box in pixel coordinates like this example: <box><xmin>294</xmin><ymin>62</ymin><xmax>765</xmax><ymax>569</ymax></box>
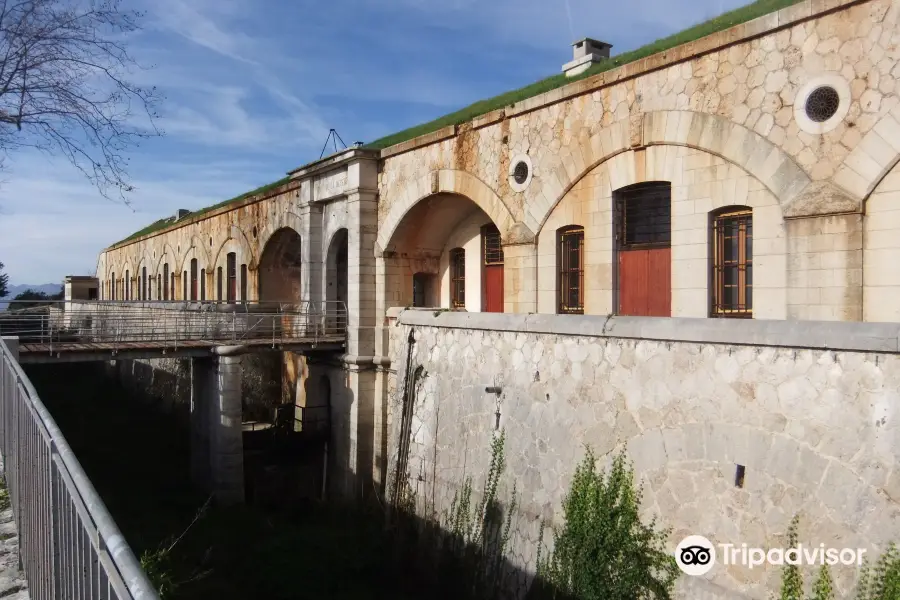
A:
<box><xmin>107</xmin><ymin>353</ymin><xmax>285</xmax><ymax>425</ymax></box>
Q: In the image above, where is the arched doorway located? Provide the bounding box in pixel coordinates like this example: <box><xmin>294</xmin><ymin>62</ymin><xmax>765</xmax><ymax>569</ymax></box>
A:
<box><xmin>258</xmin><ymin>227</ymin><xmax>303</xmax><ymax>303</ymax></box>
<box><xmin>326</xmin><ymin>229</ymin><xmax>348</xmax><ymax>329</ymax></box>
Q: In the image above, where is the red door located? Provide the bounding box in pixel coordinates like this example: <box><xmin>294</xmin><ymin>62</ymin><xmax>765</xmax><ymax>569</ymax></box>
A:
<box><xmin>483</xmin><ymin>265</ymin><xmax>504</xmax><ymax>312</ymax></box>
<box><xmin>482</xmin><ymin>224</ymin><xmax>504</xmax><ymax>313</ymax></box>
<box><xmin>618</xmin><ymin>247</ymin><xmax>671</xmax><ymax>316</ymax></box>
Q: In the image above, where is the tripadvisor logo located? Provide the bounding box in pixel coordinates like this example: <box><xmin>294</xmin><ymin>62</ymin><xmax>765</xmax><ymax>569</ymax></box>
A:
<box><xmin>675</xmin><ymin>535</ymin><xmax>868</xmax><ymax>576</ymax></box>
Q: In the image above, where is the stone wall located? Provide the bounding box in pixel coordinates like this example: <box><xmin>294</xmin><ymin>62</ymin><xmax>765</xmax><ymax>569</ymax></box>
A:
<box><xmin>386</xmin><ymin>309</ymin><xmax>900</xmax><ymax>599</ymax></box>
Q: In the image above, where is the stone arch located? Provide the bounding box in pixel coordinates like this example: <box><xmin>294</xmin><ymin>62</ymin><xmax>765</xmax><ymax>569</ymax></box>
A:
<box><xmin>536</xmin><ymin>145</ymin><xmax>787</xmax><ymax>318</ymax></box>
<box><xmin>377</xmin><ymin>169</ymin><xmax>527</xmax><ymax>253</ymax></box>
<box><xmin>153</xmin><ymin>243</ymin><xmax>179</xmax><ymax>277</ymax></box>
<box><xmin>832</xmin><ymin>108</ymin><xmax>900</xmax><ymax>205</ymax></box>
<box><xmin>325</xmin><ymin>228</ymin><xmax>348</xmax><ymax>327</ymax></box>
<box><xmin>257</xmin><ymin>212</ymin><xmax>304</xmax><ymax>260</ymax></box>
<box><xmin>533</xmin><ymin>111</ymin><xmax>813</xmax><ymax>233</ymax></box>
<box><xmin>211</xmin><ymin>225</ymin><xmax>256</xmax><ymax>271</ymax></box>
<box><xmin>257</xmin><ymin>226</ymin><xmax>303</xmax><ymax>303</ymax></box>
<box><xmin>175</xmin><ymin>236</ymin><xmax>212</xmax><ymax>275</ymax></box>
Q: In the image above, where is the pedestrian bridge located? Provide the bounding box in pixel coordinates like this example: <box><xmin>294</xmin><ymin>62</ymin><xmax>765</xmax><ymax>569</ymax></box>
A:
<box><xmin>0</xmin><ymin>300</ymin><xmax>349</xmax><ymax>598</ymax></box>
<box><xmin>0</xmin><ymin>300</ymin><xmax>347</xmax><ymax>363</ymax></box>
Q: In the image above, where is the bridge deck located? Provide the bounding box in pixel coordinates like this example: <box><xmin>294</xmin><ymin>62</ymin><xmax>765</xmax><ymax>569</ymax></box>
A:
<box><xmin>17</xmin><ymin>336</ymin><xmax>346</xmax><ymax>363</ymax></box>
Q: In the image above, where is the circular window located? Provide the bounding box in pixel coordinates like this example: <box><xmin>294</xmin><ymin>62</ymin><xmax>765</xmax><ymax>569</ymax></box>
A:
<box><xmin>513</xmin><ymin>161</ymin><xmax>529</xmax><ymax>184</ymax></box>
<box><xmin>793</xmin><ymin>75</ymin><xmax>850</xmax><ymax>135</ymax></box>
<box><xmin>805</xmin><ymin>86</ymin><xmax>840</xmax><ymax>123</ymax></box>
<box><xmin>508</xmin><ymin>153</ymin><xmax>534</xmax><ymax>192</ymax></box>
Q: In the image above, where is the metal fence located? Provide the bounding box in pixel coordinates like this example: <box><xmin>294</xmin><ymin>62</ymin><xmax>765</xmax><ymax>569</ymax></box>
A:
<box><xmin>0</xmin><ymin>300</ymin><xmax>348</xmax><ymax>351</ymax></box>
<box><xmin>0</xmin><ymin>337</ymin><xmax>160</xmax><ymax>600</ymax></box>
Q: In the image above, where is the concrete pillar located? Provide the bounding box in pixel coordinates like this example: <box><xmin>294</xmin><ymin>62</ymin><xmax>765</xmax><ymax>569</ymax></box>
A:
<box><xmin>301</xmin><ymin>202</ymin><xmax>324</xmax><ymax>314</ymax></box>
<box><xmin>190</xmin><ymin>346</ymin><xmax>246</xmax><ymax>505</ymax></box>
<box><xmin>503</xmin><ymin>242</ymin><xmax>538</xmax><ymax>314</ymax></box>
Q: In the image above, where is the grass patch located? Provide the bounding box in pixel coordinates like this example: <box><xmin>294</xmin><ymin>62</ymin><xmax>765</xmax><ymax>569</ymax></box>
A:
<box><xmin>364</xmin><ymin>0</ymin><xmax>802</xmax><ymax>150</ymax></box>
<box><xmin>111</xmin><ymin>176</ymin><xmax>292</xmax><ymax>247</ymax></box>
<box><xmin>115</xmin><ymin>0</ymin><xmax>801</xmax><ymax>246</ymax></box>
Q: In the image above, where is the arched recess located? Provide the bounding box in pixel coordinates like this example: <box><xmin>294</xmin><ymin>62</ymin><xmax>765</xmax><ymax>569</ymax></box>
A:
<box><xmin>863</xmin><ymin>159</ymin><xmax>900</xmax><ymax>322</ymax></box>
<box><xmin>325</xmin><ymin>229</ymin><xmax>348</xmax><ymax>328</ymax></box>
<box><xmin>380</xmin><ymin>192</ymin><xmax>506</xmax><ymax>312</ymax></box>
<box><xmin>536</xmin><ymin>145</ymin><xmax>787</xmax><ymax>319</ymax></box>
<box><xmin>175</xmin><ymin>236</ymin><xmax>212</xmax><ymax>276</ymax></box>
<box><xmin>257</xmin><ymin>211</ymin><xmax>304</xmax><ymax>261</ymax></box>
<box><xmin>211</xmin><ymin>225</ymin><xmax>257</xmax><ymax>271</ymax></box>
<box><xmin>532</xmin><ymin>111</ymin><xmax>812</xmax><ymax>233</ymax></box>
<box><xmin>377</xmin><ymin>169</ymin><xmax>528</xmax><ymax>254</ymax></box>
<box><xmin>257</xmin><ymin>227</ymin><xmax>303</xmax><ymax>303</ymax></box>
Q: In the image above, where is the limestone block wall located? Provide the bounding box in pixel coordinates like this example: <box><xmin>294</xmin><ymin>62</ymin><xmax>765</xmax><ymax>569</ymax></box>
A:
<box><xmin>386</xmin><ymin>310</ymin><xmax>900</xmax><ymax>599</ymax></box>
<box><xmin>864</xmin><ymin>160</ymin><xmax>900</xmax><ymax>321</ymax></box>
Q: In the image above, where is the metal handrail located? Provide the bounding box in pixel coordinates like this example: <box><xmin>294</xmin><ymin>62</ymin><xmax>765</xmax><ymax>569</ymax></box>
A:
<box><xmin>0</xmin><ymin>300</ymin><xmax>349</xmax><ymax>353</ymax></box>
<box><xmin>0</xmin><ymin>337</ymin><xmax>159</xmax><ymax>599</ymax></box>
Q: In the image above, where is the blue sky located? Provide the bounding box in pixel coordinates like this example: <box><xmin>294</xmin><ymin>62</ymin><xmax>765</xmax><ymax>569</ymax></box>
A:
<box><xmin>0</xmin><ymin>0</ymin><xmax>747</xmax><ymax>286</ymax></box>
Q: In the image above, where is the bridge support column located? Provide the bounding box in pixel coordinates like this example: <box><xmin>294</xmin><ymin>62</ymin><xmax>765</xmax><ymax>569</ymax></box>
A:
<box><xmin>190</xmin><ymin>346</ymin><xmax>246</xmax><ymax>505</ymax></box>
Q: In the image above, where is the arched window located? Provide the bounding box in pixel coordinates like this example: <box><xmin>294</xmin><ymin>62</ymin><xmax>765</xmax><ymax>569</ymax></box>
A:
<box><xmin>170</xmin><ymin>272</ymin><xmax>175</xmax><ymax>300</ymax></box>
<box><xmin>557</xmin><ymin>225</ymin><xmax>584</xmax><ymax>314</ymax></box>
<box><xmin>227</xmin><ymin>252</ymin><xmax>237</xmax><ymax>303</ymax></box>
<box><xmin>711</xmin><ymin>206</ymin><xmax>752</xmax><ymax>318</ymax></box>
<box><xmin>142</xmin><ymin>267</ymin><xmax>147</xmax><ymax>301</ymax></box>
<box><xmin>162</xmin><ymin>264</ymin><xmax>169</xmax><ymax>300</ymax></box>
<box><xmin>183</xmin><ymin>271</ymin><xmax>188</xmax><ymax>301</ymax></box>
<box><xmin>200</xmin><ymin>269</ymin><xmax>206</xmax><ymax>301</ymax></box>
<box><xmin>449</xmin><ymin>248</ymin><xmax>465</xmax><ymax>309</ymax></box>
<box><xmin>156</xmin><ymin>274</ymin><xmax>162</xmax><ymax>300</ymax></box>
<box><xmin>125</xmin><ymin>270</ymin><xmax>130</xmax><ymax>300</ymax></box>
<box><xmin>240</xmin><ymin>264</ymin><xmax>248</xmax><ymax>304</ymax></box>
<box><xmin>217</xmin><ymin>267</ymin><xmax>223</xmax><ymax>302</ymax></box>
<box><xmin>190</xmin><ymin>259</ymin><xmax>198</xmax><ymax>301</ymax></box>
<box><xmin>110</xmin><ymin>272</ymin><xmax>115</xmax><ymax>300</ymax></box>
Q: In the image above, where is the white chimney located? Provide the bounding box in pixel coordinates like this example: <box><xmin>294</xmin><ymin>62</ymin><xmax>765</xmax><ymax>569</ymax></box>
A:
<box><xmin>562</xmin><ymin>38</ymin><xmax>613</xmax><ymax>77</ymax></box>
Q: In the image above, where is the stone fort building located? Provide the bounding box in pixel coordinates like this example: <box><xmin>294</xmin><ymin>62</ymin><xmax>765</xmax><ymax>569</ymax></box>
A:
<box><xmin>96</xmin><ymin>0</ymin><xmax>900</xmax><ymax>596</ymax></box>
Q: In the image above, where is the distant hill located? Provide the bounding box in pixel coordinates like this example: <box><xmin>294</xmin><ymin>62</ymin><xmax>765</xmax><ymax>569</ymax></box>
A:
<box><xmin>0</xmin><ymin>283</ymin><xmax>64</xmax><ymax>310</ymax></box>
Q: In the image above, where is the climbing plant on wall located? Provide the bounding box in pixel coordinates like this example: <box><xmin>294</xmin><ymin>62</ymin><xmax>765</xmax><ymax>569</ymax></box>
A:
<box><xmin>530</xmin><ymin>448</ymin><xmax>679</xmax><ymax>600</ymax></box>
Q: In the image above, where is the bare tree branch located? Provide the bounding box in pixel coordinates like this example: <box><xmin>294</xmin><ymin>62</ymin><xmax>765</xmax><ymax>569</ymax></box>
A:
<box><xmin>0</xmin><ymin>0</ymin><xmax>163</xmax><ymax>202</ymax></box>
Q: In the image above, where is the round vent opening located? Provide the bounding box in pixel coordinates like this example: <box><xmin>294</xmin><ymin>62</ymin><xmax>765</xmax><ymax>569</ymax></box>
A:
<box><xmin>805</xmin><ymin>86</ymin><xmax>840</xmax><ymax>123</ymax></box>
<box><xmin>513</xmin><ymin>161</ymin><xmax>529</xmax><ymax>185</ymax></box>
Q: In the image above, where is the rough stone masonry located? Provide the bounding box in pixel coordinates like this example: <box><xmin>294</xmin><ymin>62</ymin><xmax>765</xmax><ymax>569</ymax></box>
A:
<box><xmin>387</xmin><ymin>310</ymin><xmax>900</xmax><ymax>599</ymax></box>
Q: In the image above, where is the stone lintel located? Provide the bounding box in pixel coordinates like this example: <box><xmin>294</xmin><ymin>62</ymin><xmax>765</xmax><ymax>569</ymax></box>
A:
<box><xmin>394</xmin><ymin>310</ymin><xmax>900</xmax><ymax>354</ymax></box>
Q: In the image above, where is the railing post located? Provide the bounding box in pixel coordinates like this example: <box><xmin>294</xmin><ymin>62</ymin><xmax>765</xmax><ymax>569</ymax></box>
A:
<box><xmin>49</xmin><ymin>442</ymin><xmax>62</xmax><ymax>599</ymax></box>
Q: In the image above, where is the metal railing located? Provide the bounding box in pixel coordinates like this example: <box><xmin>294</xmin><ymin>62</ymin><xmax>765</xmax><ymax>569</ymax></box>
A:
<box><xmin>0</xmin><ymin>300</ymin><xmax>348</xmax><ymax>352</ymax></box>
<box><xmin>0</xmin><ymin>337</ymin><xmax>159</xmax><ymax>599</ymax></box>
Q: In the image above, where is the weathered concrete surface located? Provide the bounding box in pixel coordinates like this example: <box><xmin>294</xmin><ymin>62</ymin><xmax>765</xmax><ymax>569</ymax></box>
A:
<box><xmin>387</xmin><ymin>311</ymin><xmax>900</xmax><ymax>599</ymax></box>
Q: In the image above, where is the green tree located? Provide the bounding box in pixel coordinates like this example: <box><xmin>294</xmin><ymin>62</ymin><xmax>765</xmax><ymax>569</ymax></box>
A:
<box><xmin>7</xmin><ymin>288</ymin><xmax>63</xmax><ymax>311</ymax></box>
<box><xmin>531</xmin><ymin>448</ymin><xmax>679</xmax><ymax>600</ymax></box>
<box><xmin>0</xmin><ymin>262</ymin><xmax>7</xmax><ymax>298</ymax></box>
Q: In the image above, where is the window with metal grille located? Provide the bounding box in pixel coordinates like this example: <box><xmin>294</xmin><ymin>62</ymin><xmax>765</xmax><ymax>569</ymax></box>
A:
<box><xmin>163</xmin><ymin>264</ymin><xmax>169</xmax><ymax>300</ymax></box>
<box><xmin>449</xmin><ymin>248</ymin><xmax>465</xmax><ymax>308</ymax></box>
<box><xmin>616</xmin><ymin>182</ymin><xmax>672</xmax><ymax>249</ymax></box>
<box><xmin>240</xmin><ymin>264</ymin><xmax>248</xmax><ymax>304</ymax></box>
<box><xmin>125</xmin><ymin>270</ymin><xmax>130</xmax><ymax>300</ymax></box>
<box><xmin>200</xmin><ymin>269</ymin><xmax>206</xmax><ymax>301</ymax></box>
<box><xmin>227</xmin><ymin>253</ymin><xmax>236</xmax><ymax>303</ymax></box>
<box><xmin>557</xmin><ymin>226</ymin><xmax>584</xmax><ymax>314</ymax></box>
<box><xmin>170</xmin><ymin>273</ymin><xmax>175</xmax><ymax>300</ymax></box>
<box><xmin>413</xmin><ymin>273</ymin><xmax>429</xmax><ymax>307</ymax></box>
<box><xmin>482</xmin><ymin>224</ymin><xmax>504</xmax><ymax>266</ymax></box>
<box><xmin>157</xmin><ymin>275</ymin><xmax>161</xmax><ymax>300</ymax></box>
<box><xmin>712</xmin><ymin>207</ymin><xmax>752</xmax><ymax>317</ymax></box>
<box><xmin>183</xmin><ymin>271</ymin><xmax>187</xmax><ymax>301</ymax></box>
<box><xmin>190</xmin><ymin>259</ymin><xmax>198</xmax><ymax>301</ymax></box>
<box><xmin>217</xmin><ymin>267</ymin><xmax>223</xmax><ymax>302</ymax></box>
<box><xmin>142</xmin><ymin>267</ymin><xmax>147</xmax><ymax>301</ymax></box>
